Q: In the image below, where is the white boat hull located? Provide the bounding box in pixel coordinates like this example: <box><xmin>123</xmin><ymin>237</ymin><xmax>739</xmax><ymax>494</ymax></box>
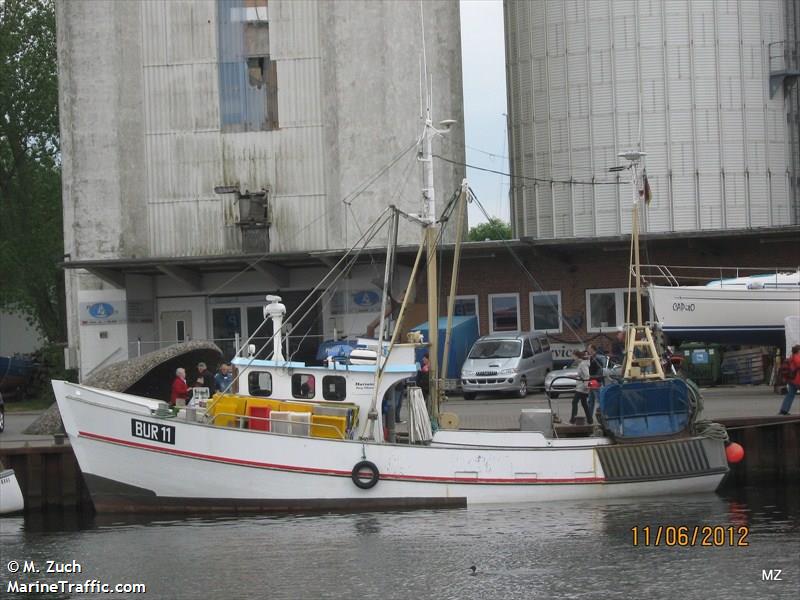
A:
<box><xmin>53</xmin><ymin>381</ymin><xmax>729</xmax><ymax>512</ymax></box>
<box><xmin>0</xmin><ymin>469</ymin><xmax>24</xmax><ymax>515</ymax></box>
<box><xmin>650</xmin><ymin>284</ymin><xmax>800</xmax><ymax>344</ymax></box>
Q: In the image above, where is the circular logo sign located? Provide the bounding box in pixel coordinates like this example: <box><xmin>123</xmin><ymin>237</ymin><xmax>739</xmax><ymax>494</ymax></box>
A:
<box><xmin>88</xmin><ymin>302</ymin><xmax>115</xmax><ymax>318</ymax></box>
<box><xmin>353</xmin><ymin>291</ymin><xmax>380</xmax><ymax>307</ymax></box>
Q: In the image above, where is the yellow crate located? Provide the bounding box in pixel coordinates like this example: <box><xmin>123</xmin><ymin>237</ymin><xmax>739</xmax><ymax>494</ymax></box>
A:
<box><xmin>209</xmin><ymin>394</ymin><xmax>247</xmax><ymax>428</ymax></box>
<box><xmin>279</xmin><ymin>401</ymin><xmax>314</xmax><ymax>413</ymax></box>
<box><xmin>311</xmin><ymin>415</ymin><xmax>347</xmax><ymax>439</ymax></box>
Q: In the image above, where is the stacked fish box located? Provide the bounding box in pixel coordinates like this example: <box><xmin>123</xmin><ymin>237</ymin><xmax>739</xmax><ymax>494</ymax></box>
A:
<box><xmin>720</xmin><ymin>348</ymin><xmax>766</xmax><ymax>385</ymax></box>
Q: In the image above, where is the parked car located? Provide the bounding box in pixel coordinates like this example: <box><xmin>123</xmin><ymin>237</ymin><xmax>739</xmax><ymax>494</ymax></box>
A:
<box><xmin>461</xmin><ymin>332</ymin><xmax>553</xmax><ymax>399</ymax></box>
<box><xmin>544</xmin><ymin>354</ymin><xmax>622</xmax><ymax>398</ymax></box>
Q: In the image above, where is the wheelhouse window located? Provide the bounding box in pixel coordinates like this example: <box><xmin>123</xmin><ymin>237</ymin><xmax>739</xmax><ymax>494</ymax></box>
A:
<box><xmin>248</xmin><ymin>371</ymin><xmax>272</xmax><ymax>397</ymax></box>
<box><xmin>322</xmin><ymin>376</ymin><xmax>346</xmax><ymax>401</ymax></box>
<box><xmin>488</xmin><ymin>293</ymin><xmax>520</xmax><ymax>333</ymax></box>
<box><xmin>530</xmin><ymin>291</ymin><xmax>562</xmax><ymax>333</ymax></box>
<box><xmin>291</xmin><ymin>374</ymin><xmax>315</xmax><ymax>399</ymax></box>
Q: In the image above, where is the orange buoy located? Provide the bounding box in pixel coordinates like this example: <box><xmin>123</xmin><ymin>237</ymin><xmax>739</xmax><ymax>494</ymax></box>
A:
<box><xmin>725</xmin><ymin>442</ymin><xmax>745</xmax><ymax>464</ymax></box>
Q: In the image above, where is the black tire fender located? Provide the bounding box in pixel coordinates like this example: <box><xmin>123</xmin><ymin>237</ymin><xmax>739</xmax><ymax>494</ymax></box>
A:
<box><xmin>351</xmin><ymin>460</ymin><xmax>380</xmax><ymax>489</ymax></box>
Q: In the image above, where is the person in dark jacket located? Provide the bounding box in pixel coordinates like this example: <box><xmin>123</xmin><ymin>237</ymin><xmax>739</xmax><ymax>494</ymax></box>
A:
<box><xmin>416</xmin><ymin>354</ymin><xmax>430</xmax><ymax>396</ymax></box>
<box><xmin>586</xmin><ymin>344</ymin><xmax>604</xmax><ymax>420</ymax></box>
<box><xmin>193</xmin><ymin>362</ymin><xmax>216</xmax><ymax>394</ymax></box>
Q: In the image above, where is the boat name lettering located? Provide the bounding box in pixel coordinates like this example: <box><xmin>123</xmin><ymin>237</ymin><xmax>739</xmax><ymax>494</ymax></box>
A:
<box><xmin>131</xmin><ymin>419</ymin><xmax>175</xmax><ymax>445</ymax></box>
<box><xmin>672</xmin><ymin>302</ymin><xmax>695</xmax><ymax>312</ymax></box>
<box><xmin>354</xmin><ymin>381</ymin><xmax>374</xmax><ymax>390</ymax></box>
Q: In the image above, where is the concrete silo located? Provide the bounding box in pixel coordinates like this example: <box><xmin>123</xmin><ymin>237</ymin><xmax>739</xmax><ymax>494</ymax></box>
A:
<box><xmin>505</xmin><ymin>0</ymin><xmax>796</xmax><ymax>239</ymax></box>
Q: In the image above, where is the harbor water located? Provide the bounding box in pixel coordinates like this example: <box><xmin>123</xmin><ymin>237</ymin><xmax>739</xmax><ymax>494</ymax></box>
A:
<box><xmin>1</xmin><ymin>484</ymin><xmax>797</xmax><ymax>599</ymax></box>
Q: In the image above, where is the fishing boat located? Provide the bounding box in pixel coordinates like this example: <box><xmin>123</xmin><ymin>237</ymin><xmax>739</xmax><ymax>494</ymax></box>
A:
<box><xmin>0</xmin><ymin>465</ymin><xmax>24</xmax><ymax>515</ymax></box>
<box><xmin>52</xmin><ymin>99</ymin><xmax>733</xmax><ymax>514</ymax></box>
<box><xmin>647</xmin><ymin>268</ymin><xmax>800</xmax><ymax>345</ymax></box>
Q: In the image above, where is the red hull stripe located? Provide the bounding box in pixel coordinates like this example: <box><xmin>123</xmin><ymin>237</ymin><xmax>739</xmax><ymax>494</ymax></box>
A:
<box><xmin>78</xmin><ymin>431</ymin><xmax>605</xmax><ymax>485</ymax></box>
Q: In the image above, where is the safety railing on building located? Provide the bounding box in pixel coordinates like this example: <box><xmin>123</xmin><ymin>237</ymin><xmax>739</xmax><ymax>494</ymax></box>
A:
<box><xmin>768</xmin><ymin>40</ymin><xmax>800</xmax><ymax>98</ymax></box>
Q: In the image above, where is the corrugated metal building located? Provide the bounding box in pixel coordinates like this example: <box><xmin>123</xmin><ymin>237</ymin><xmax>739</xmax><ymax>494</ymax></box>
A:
<box><xmin>57</xmin><ymin>0</ymin><xmax>465</xmax><ymax>377</ymax></box>
<box><xmin>505</xmin><ymin>0</ymin><xmax>799</xmax><ymax>238</ymax></box>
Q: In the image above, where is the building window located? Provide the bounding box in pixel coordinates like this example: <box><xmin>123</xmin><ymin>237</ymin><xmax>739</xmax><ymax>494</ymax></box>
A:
<box><xmin>530</xmin><ymin>291</ymin><xmax>562</xmax><ymax>333</ymax></box>
<box><xmin>586</xmin><ymin>288</ymin><xmax>653</xmax><ymax>332</ymax></box>
<box><xmin>248</xmin><ymin>371</ymin><xmax>273</xmax><ymax>397</ymax></box>
<box><xmin>322</xmin><ymin>376</ymin><xmax>346</xmax><ymax>401</ymax></box>
<box><xmin>448</xmin><ymin>295</ymin><xmax>480</xmax><ymax>332</ymax></box>
<box><xmin>291</xmin><ymin>374</ymin><xmax>315</xmax><ymax>399</ymax></box>
<box><xmin>218</xmin><ymin>0</ymin><xmax>278</xmax><ymax>132</ymax></box>
<box><xmin>488</xmin><ymin>293</ymin><xmax>520</xmax><ymax>333</ymax></box>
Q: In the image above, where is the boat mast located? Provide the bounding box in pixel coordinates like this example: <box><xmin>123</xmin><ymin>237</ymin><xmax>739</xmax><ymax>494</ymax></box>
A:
<box><xmin>422</xmin><ymin>104</ymin><xmax>441</xmax><ymax>419</ymax></box>
<box><xmin>417</xmin><ymin>4</ymin><xmax>456</xmax><ymax>419</ymax></box>
<box><xmin>441</xmin><ymin>181</ymin><xmax>469</xmax><ymax>392</ymax></box>
<box><xmin>618</xmin><ymin>150</ymin><xmax>665</xmax><ymax>381</ymax></box>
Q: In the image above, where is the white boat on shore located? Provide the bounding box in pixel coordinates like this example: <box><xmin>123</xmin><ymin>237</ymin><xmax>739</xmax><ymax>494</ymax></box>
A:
<box><xmin>648</xmin><ymin>267</ymin><xmax>800</xmax><ymax>345</ymax></box>
<box><xmin>0</xmin><ymin>467</ymin><xmax>24</xmax><ymax>515</ymax></box>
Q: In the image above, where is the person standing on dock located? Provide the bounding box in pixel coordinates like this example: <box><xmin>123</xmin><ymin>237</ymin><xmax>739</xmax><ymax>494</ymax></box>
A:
<box><xmin>779</xmin><ymin>345</ymin><xmax>800</xmax><ymax>415</ymax></box>
<box><xmin>170</xmin><ymin>368</ymin><xmax>189</xmax><ymax>406</ymax></box>
<box><xmin>610</xmin><ymin>328</ymin><xmax>626</xmax><ymax>365</ymax></box>
<box><xmin>586</xmin><ymin>344</ymin><xmax>603</xmax><ymax>419</ymax></box>
<box><xmin>570</xmin><ymin>350</ymin><xmax>592</xmax><ymax>425</ymax></box>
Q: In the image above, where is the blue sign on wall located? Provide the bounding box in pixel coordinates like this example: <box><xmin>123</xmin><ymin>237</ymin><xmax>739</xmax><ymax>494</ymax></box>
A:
<box><xmin>353</xmin><ymin>291</ymin><xmax>380</xmax><ymax>307</ymax></box>
<box><xmin>79</xmin><ymin>301</ymin><xmax>127</xmax><ymax>325</ymax></box>
<box><xmin>88</xmin><ymin>303</ymin><xmax>115</xmax><ymax>319</ymax></box>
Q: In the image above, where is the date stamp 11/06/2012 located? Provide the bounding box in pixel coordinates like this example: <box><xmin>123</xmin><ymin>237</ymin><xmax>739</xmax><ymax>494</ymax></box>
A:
<box><xmin>631</xmin><ymin>525</ymin><xmax>750</xmax><ymax>547</ymax></box>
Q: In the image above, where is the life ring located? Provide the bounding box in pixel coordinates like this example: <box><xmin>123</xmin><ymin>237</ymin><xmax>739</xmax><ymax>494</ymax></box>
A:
<box><xmin>351</xmin><ymin>460</ymin><xmax>380</xmax><ymax>489</ymax></box>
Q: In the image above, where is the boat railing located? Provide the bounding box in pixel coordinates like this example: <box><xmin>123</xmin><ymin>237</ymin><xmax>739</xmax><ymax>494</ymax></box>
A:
<box><xmin>206</xmin><ymin>411</ymin><xmax>347</xmax><ymax>440</ymax></box>
<box><xmin>637</xmin><ymin>264</ymin><xmax>799</xmax><ymax>287</ymax></box>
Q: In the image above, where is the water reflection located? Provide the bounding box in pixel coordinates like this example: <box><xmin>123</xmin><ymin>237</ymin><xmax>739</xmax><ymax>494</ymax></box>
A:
<box><xmin>2</xmin><ymin>485</ymin><xmax>797</xmax><ymax>600</ymax></box>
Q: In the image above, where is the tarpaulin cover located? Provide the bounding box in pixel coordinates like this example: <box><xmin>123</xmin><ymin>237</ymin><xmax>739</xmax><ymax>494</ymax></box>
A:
<box><xmin>599</xmin><ymin>378</ymin><xmax>691</xmax><ymax>439</ymax></box>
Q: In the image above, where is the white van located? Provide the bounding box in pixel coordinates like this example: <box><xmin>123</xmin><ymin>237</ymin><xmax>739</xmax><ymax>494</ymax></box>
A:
<box><xmin>460</xmin><ymin>332</ymin><xmax>554</xmax><ymax>399</ymax></box>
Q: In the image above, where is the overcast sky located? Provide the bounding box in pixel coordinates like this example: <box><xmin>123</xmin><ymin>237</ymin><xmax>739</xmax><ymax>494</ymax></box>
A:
<box><xmin>459</xmin><ymin>0</ymin><xmax>508</xmax><ymax>226</ymax></box>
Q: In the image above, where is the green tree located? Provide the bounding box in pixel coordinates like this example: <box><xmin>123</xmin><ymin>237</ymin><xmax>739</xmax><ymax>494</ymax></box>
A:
<box><xmin>467</xmin><ymin>217</ymin><xmax>511</xmax><ymax>242</ymax></box>
<box><xmin>0</xmin><ymin>0</ymin><xmax>65</xmax><ymax>343</ymax></box>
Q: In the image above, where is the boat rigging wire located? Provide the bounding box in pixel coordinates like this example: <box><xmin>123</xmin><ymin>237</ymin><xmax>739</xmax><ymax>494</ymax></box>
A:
<box><xmin>434</xmin><ymin>154</ymin><xmax>625</xmax><ymax>186</ymax></box>
<box><xmin>220</xmin><ymin>207</ymin><xmax>395</xmax><ymax>393</ymax></box>
<box><xmin>467</xmin><ymin>188</ymin><xmax>585</xmax><ymax>344</ymax></box>
<box><xmin>252</xmin><ymin>210</ymin><xmax>394</xmax><ymax>362</ymax></box>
